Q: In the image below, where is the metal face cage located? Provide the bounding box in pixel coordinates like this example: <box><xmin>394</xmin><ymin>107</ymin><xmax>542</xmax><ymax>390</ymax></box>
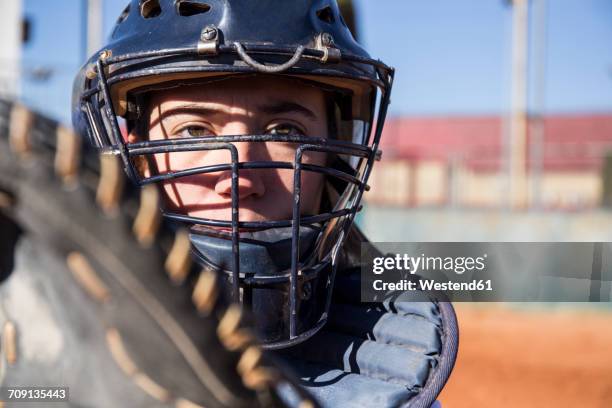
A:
<box><xmin>76</xmin><ymin>41</ymin><xmax>394</xmax><ymax>348</ymax></box>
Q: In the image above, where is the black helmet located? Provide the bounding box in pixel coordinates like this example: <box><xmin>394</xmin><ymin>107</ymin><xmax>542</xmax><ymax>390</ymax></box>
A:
<box><xmin>72</xmin><ymin>0</ymin><xmax>394</xmax><ymax>349</ymax></box>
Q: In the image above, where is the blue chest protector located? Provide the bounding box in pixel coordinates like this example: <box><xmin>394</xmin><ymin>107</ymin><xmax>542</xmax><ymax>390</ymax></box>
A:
<box><xmin>275</xmin><ymin>268</ymin><xmax>459</xmax><ymax>408</ymax></box>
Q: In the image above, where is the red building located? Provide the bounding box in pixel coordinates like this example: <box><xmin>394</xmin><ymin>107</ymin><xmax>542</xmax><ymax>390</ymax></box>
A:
<box><xmin>369</xmin><ymin>114</ymin><xmax>612</xmax><ymax>209</ymax></box>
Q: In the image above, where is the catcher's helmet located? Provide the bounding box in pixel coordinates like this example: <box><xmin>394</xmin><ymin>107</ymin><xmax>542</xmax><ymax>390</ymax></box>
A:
<box><xmin>72</xmin><ymin>0</ymin><xmax>393</xmax><ymax>349</ymax></box>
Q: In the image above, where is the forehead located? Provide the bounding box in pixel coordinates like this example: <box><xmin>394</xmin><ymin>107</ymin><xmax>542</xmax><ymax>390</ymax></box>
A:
<box><xmin>148</xmin><ymin>76</ymin><xmax>327</xmax><ymax>111</ymax></box>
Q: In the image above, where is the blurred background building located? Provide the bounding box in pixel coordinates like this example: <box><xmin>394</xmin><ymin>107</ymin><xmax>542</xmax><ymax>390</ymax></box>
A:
<box><xmin>372</xmin><ymin>113</ymin><xmax>612</xmax><ymax>209</ymax></box>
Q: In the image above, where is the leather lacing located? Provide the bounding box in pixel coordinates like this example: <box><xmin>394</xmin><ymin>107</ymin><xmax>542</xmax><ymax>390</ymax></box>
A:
<box><xmin>0</xmin><ymin>101</ymin><xmax>318</xmax><ymax>408</ymax></box>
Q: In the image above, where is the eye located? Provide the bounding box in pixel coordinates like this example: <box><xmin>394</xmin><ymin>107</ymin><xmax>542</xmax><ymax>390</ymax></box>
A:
<box><xmin>175</xmin><ymin>125</ymin><xmax>215</xmax><ymax>138</ymax></box>
<box><xmin>265</xmin><ymin>123</ymin><xmax>306</xmax><ymax>136</ymax></box>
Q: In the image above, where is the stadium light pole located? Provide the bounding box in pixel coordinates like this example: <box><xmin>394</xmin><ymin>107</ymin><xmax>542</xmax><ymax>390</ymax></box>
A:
<box><xmin>507</xmin><ymin>0</ymin><xmax>530</xmax><ymax>210</ymax></box>
<box><xmin>82</xmin><ymin>0</ymin><xmax>103</xmax><ymax>63</ymax></box>
<box><xmin>0</xmin><ymin>0</ymin><xmax>23</xmax><ymax>98</ymax></box>
<box><xmin>530</xmin><ymin>0</ymin><xmax>547</xmax><ymax>210</ymax></box>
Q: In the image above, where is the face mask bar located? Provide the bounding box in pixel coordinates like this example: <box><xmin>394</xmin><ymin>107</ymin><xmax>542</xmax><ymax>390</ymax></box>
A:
<box><xmin>126</xmin><ymin>136</ymin><xmax>375</xmax><ymax>342</ymax></box>
<box><xmin>78</xmin><ymin>45</ymin><xmax>394</xmax><ymax>347</ymax></box>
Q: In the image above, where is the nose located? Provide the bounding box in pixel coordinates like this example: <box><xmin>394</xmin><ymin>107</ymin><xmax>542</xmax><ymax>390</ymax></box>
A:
<box><xmin>214</xmin><ymin>169</ymin><xmax>265</xmax><ymax>200</ymax></box>
<box><xmin>214</xmin><ymin>122</ymin><xmax>266</xmax><ymax>200</ymax></box>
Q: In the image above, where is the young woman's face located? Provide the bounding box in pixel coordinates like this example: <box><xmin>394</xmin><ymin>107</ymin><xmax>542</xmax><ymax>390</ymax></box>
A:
<box><xmin>136</xmin><ymin>76</ymin><xmax>329</xmax><ymax>225</ymax></box>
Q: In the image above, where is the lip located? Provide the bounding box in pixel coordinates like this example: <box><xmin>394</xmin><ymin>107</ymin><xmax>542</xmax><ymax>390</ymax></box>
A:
<box><xmin>192</xmin><ymin>225</ymin><xmax>267</xmax><ymax>235</ymax></box>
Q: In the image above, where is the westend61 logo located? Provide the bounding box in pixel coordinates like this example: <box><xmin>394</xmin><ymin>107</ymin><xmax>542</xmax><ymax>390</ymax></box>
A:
<box><xmin>372</xmin><ymin>253</ymin><xmax>488</xmax><ymax>276</ymax></box>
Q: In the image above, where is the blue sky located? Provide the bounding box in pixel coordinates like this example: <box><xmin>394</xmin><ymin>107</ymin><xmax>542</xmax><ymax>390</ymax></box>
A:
<box><xmin>19</xmin><ymin>0</ymin><xmax>612</xmax><ymax>124</ymax></box>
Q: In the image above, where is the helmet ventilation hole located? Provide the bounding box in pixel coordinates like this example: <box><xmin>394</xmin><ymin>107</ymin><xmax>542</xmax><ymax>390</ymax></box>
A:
<box><xmin>316</xmin><ymin>6</ymin><xmax>335</xmax><ymax>24</ymax></box>
<box><xmin>111</xmin><ymin>4</ymin><xmax>131</xmax><ymax>37</ymax></box>
<box><xmin>116</xmin><ymin>4</ymin><xmax>131</xmax><ymax>25</ymax></box>
<box><xmin>140</xmin><ymin>0</ymin><xmax>162</xmax><ymax>19</ymax></box>
<box><xmin>176</xmin><ymin>0</ymin><xmax>211</xmax><ymax>16</ymax></box>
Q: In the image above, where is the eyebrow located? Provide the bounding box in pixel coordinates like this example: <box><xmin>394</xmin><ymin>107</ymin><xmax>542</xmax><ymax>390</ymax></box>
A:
<box><xmin>158</xmin><ymin>101</ymin><xmax>317</xmax><ymax>121</ymax></box>
<box><xmin>159</xmin><ymin>104</ymin><xmax>227</xmax><ymax>119</ymax></box>
<box><xmin>259</xmin><ymin>101</ymin><xmax>317</xmax><ymax>120</ymax></box>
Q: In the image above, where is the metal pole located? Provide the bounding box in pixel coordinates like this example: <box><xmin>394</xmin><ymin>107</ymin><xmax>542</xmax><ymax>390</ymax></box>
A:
<box><xmin>81</xmin><ymin>0</ymin><xmax>87</xmax><ymax>63</ymax></box>
<box><xmin>509</xmin><ymin>0</ymin><xmax>529</xmax><ymax>210</ymax></box>
<box><xmin>86</xmin><ymin>0</ymin><xmax>104</xmax><ymax>58</ymax></box>
<box><xmin>530</xmin><ymin>0</ymin><xmax>547</xmax><ymax>209</ymax></box>
<box><xmin>0</xmin><ymin>0</ymin><xmax>23</xmax><ymax>98</ymax></box>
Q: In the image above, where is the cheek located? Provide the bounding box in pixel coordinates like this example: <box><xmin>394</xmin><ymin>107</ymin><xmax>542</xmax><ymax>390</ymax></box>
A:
<box><xmin>301</xmin><ymin>172</ymin><xmax>325</xmax><ymax>213</ymax></box>
<box><xmin>301</xmin><ymin>152</ymin><xmax>328</xmax><ymax>209</ymax></box>
<box><xmin>156</xmin><ymin>151</ymin><xmax>232</xmax><ymax>207</ymax></box>
<box><xmin>162</xmin><ymin>180</ymin><xmax>209</xmax><ymax>207</ymax></box>
<box><xmin>269</xmin><ymin>151</ymin><xmax>327</xmax><ymax>211</ymax></box>
<box><xmin>153</xmin><ymin>149</ymin><xmax>232</xmax><ymax>173</ymax></box>
<box><xmin>280</xmin><ymin>168</ymin><xmax>325</xmax><ymax>214</ymax></box>
<box><xmin>261</xmin><ymin>167</ymin><xmax>324</xmax><ymax>209</ymax></box>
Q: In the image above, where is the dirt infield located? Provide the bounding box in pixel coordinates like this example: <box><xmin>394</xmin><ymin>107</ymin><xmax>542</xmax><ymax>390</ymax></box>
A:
<box><xmin>438</xmin><ymin>305</ymin><xmax>612</xmax><ymax>408</ymax></box>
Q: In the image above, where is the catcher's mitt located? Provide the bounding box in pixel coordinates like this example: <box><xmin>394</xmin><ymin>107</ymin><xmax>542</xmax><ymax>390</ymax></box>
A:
<box><xmin>0</xmin><ymin>99</ymin><xmax>318</xmax><ymax>408</ymax></box>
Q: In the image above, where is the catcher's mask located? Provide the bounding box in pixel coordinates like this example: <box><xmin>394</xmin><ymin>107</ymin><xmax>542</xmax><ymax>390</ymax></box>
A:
<box><xmin>72</xmin><ymin>0</ymin><xmax>393</xmax><ymax>349</ymax></box>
